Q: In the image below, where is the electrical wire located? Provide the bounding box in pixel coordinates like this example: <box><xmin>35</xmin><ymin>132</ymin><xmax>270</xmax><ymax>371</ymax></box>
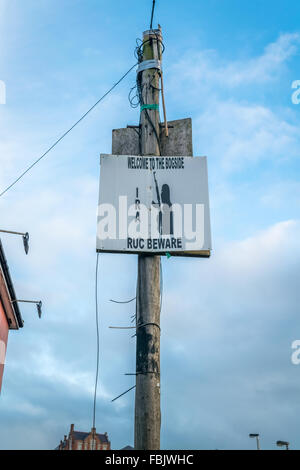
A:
<box><xmin>131</xmin><ymin>36</ymin><xmax>165</xmax><ymax>106</ymax></box>
<box><xmin>150</xmin><ymin>0</ymin><xmax>156</xmax><ymax>30</ymax></box>
<box><xmin>0</xmin><ymin>63</ymin><xmax>138</xmax><ymax>199</ymax></box>
<box><xmin>110</xmin><ymin>297</ymin><xmax>136</xmax><ymax>304</ymax></box>
<box><xmin>111</xmin><ymin>385</ymin><xmax>136</xmax><ymax>403</ymax></box>
<box><xmin>92</xmin><ymin>253</ymin><xmax>100</xmax><ymax>437</ymax></box>
<box><xmin>111</xmin><ymin>263</ymin><xmax>163</xmax><ymax>401</ymax></box>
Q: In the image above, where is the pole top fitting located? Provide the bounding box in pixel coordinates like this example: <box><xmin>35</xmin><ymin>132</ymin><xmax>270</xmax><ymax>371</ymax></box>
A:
<box><xmin>143</xmin><ymin>29</ymin><xmax>162</xmax><ymax>40</ymax></box>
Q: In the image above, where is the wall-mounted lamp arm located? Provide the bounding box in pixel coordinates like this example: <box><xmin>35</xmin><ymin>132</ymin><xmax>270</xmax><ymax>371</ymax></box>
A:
<box><xmin>0</xmin><ymin>230</ymin><xmax>30</xmax><ymax>255</ymax></box>
<box><xmin>12</xmin><ymin>300</ymin><xmax>43</xmax><ymax>318</ymax></box>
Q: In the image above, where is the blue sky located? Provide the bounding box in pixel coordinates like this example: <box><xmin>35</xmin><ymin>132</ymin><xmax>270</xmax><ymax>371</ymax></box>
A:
<box><xmin>1</xmin><ymin>0</ymin><xmax>300</xmax><ymax>450</ymax></box>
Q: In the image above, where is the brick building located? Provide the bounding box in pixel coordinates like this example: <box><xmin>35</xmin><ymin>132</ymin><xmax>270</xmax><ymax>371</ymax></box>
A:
<box><xmin>0</xmin><ymin>239</ymin><xmax>23</xmax><ymax>392</ymax></box>
<box><xmin>56</xmin><ymin>424</ymin><xmax>111</xmax><ymax>450</ymax></box>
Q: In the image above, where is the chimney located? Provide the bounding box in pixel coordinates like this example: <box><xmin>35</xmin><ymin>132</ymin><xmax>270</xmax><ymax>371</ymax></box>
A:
<box><xmin>70</xmin><ymin>424</ymin><xmax>74</xmax><ymax>433</ymax></box>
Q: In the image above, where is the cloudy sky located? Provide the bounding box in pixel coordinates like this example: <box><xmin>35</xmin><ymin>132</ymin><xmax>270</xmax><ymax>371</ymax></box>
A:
<box><xmin>1</xmin><ymin>0</ymin><xmax>300</xmax><ymax>450</ymax></box>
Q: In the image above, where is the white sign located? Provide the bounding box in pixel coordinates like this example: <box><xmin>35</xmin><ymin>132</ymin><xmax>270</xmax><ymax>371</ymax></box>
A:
<box><xmin>97</xmin><ymin>155</ymin><xmax>212</xmax><ymax>256</ymax></box>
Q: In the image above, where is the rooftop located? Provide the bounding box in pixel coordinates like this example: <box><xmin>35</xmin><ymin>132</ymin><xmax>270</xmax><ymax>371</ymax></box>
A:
<box><xmin>72</xmin><ymin>428</ymin><xmax>110</xmax><ymax>444</ymax></box>
<box><xmin>0</xmin><ymin>239</ymin><xmax>23</xmax><ymax>329</ymax></box>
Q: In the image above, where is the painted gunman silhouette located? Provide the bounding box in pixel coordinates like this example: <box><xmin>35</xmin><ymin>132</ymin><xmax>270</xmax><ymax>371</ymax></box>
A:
<box><xmin>152</xmin><ymin>172</ymin><xmax>174</xmax><ymax>236</ymax></box>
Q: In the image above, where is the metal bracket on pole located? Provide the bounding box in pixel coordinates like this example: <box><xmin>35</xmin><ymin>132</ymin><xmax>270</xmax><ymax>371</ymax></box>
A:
<box><xmin>143</xmin><ymin>29</ymin><xmax>161</xmax><ymax>37</ymax></box>
<box><xmin>137</xmin><ymin>59</ymin><xmax>161</xmax><ymax>74</ymax></box>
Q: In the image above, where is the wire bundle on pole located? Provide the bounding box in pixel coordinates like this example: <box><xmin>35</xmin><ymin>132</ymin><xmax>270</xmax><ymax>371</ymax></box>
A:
<box><xmin>128</xmin><ymin>31</ymin><xmax>165</xmax><ymax>156</ymax></box>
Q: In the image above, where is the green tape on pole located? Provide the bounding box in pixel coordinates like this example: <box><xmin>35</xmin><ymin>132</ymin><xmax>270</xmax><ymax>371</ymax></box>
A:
<box><xmin>140</xmin><ymin>104</ymin><xmax>159</xmax><ymax>112</ymax></box>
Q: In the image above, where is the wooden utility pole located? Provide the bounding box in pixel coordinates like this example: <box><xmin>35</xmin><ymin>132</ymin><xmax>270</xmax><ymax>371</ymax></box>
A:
<box><xmin>134</xmin><ymin>28</ymin><xmax>162</xmax><ymax>450</ymax></box>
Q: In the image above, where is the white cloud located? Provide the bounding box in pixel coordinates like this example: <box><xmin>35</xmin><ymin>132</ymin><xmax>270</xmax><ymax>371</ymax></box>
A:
<box><xmin>29</xmin><ymin>346</ymin><xmax>110</xmax><ymax>399</ymax></box>
<box><xmin>260</xmin><ymin>180</ymin><xmax>300</xmax><ymax>209</ymax></box>
<box><xmin>162</xmin><ymin>219</ymin><xmax>300</xmax><ymax>354</ymax></box>
<box><xmin>160</xmin><ymin>220</ymin><xmax>300</xmax><ymax>448</ymax></box>
<box><xmin>171</xmin><ymin>33</ymin><xmax>300</xmax><ymax>89</ymax></box>
<box><xmin>0</xmin><ymin>1</ymin><xmax>7</xmax><ymax>36</ymax></box>
<box><xmin>193</xmin><ymin>100</ymin><xmax>300</xmax><ymax>173</ymax></box>
<box><xmin>166</xmin><ymin>34</ymin><xmax>300</xmax><ymax>174</ymax></box>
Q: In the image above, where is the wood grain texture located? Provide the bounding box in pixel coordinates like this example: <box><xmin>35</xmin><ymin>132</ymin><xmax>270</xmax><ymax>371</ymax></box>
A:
<box><xmin>112</xmin><ymin>118</ymin><xmax>193</xmax><ymax>157</ymax></box>
<box><xmin>134</xmin><ymin>29</ymin><xmax>162</xmax><ymax>451</ymax></box>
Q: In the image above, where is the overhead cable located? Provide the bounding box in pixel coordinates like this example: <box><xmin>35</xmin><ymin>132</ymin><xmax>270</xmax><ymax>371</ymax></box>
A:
<box><xmin>0</xmin><ymin>63</ymin><xmax>137</xmax><ymax>198</ymax></box>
